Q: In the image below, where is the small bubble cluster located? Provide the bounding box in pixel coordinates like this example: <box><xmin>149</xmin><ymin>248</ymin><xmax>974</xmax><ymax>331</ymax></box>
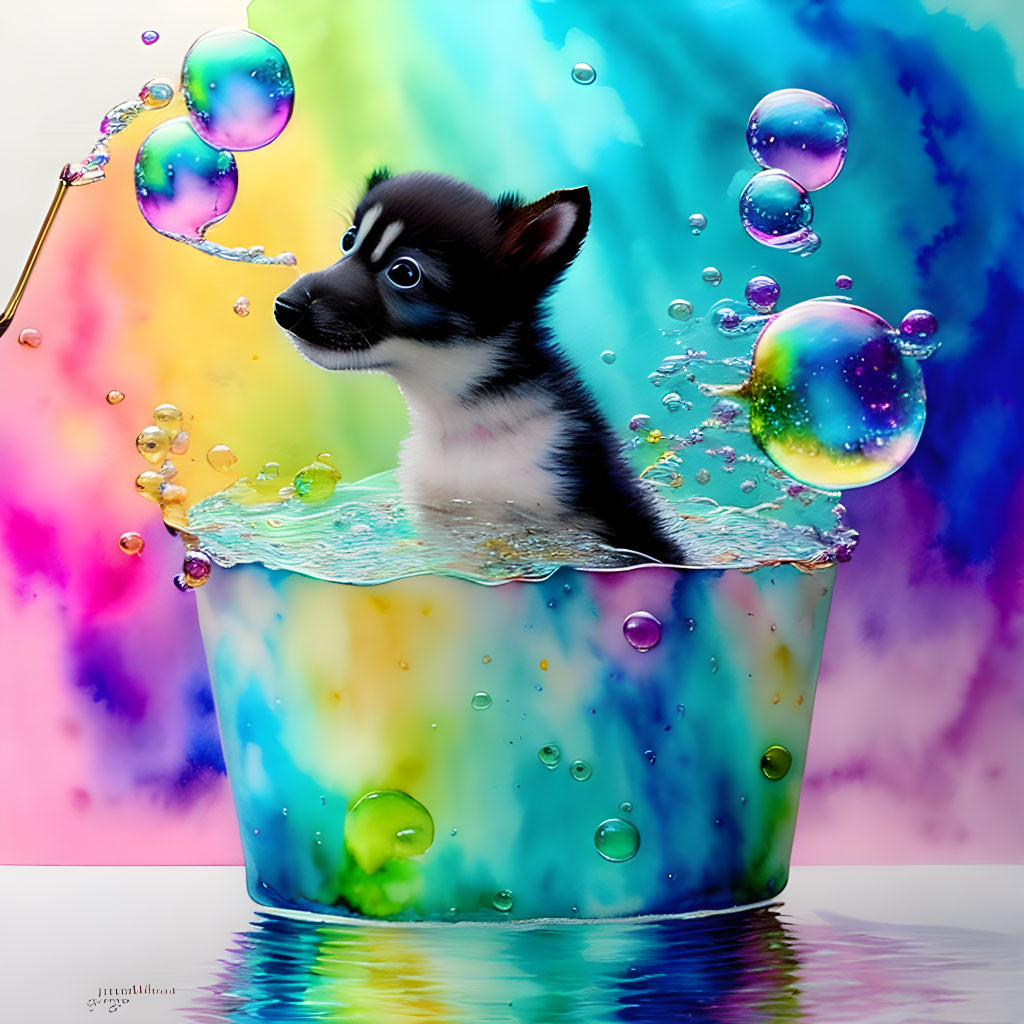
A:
<box><xmin>623</xmin><ymin>611</ymin><xmax>662</xmax><ymax>651</ymax></box>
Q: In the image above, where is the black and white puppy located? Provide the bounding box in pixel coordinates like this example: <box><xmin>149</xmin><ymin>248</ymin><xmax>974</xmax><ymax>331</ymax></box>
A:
<box><xmin>274</xmin><ymin>169</ymin><xmax>683</xmax><ymax>564</ymax></box>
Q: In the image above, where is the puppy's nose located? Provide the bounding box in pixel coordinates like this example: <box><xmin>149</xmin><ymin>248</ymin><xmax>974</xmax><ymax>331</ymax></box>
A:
<box><xmin>274</xmin><ymin>297</ymin><xmax>307</xmax><ymax>331</ymax></box>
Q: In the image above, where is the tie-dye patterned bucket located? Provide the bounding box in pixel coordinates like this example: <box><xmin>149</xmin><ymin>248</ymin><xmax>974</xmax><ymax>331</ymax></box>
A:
<box><xmin>197</xmin><ymin>559</ymin><xmax>833</xmax><ymax>921</ymax></box>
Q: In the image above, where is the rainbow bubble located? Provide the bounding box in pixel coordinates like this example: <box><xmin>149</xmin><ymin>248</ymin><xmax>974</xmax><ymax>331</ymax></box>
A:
<box><xmin>746</xmin><ymin>299</ymin><xmax>926</xmax><ymax>489</ymax></box>
<box><xmin>739</xmin><ymin>170</ymin><xmax>819</xmax><ymax>253</ymax></box>
<box><xmin>134</xmin><ymin>117</ymin><xmax>238</xmax><ymax>237</ymax></box>
<box><xmin>182</xmin><ymin>28</ymin><xmax>295</xmax><ymax>151</ymax></box>
<box><xmin>747</xmin><ymin>88</ymin><xmax>848</xmax><ymax>191</ymax></box>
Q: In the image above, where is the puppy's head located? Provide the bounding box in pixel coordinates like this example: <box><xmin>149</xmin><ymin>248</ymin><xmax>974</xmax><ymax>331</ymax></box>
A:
<box><xmin>274</xmin><ymin>169</ymin><xmax>590</xmax><ymax>373</ymax></box>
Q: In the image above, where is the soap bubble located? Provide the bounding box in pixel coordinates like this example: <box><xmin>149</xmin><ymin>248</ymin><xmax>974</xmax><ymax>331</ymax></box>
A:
<box><xmin>141</xmin><ymin>30</ymin><xmax>159</xmax><ymax>46</ymax></box>
<box><xmin>688</xmin><ymin>213</ymin><xmax>706</xmax><ymax>235</ymax></box>
<box><xmin>746</xmin><ymin>299</ymin><xmax>926</xmax><ymax>489</ymax></box>
<box><xmin>181</xmin><ymin>28</ymin><xmax>295</xmax><ymax>151</ymax></box>
<box><xmin>739</xmin><ymin>170</ymin><xmax>818</xmax><ymax>253</ymax></box>
<box><xmin>899</xmin><ymin>309</ymin><xmax>938</xmax><ymax>339</ymax></box>
<box><xmin>139</xmin><ymin>79</ymin><xmax>174</xmax><ymax>109</ymax></box>
<box><xmin>135</xmin><ymin>117</ymin><xmax>238</xmax><ymax>237</ymax></box>
<box><xmin>701</xmin><ymin>267</ymin><xmax>722</xmax><ymax>286</ymax></box>
<box><xmin>835</xmin><ymin>275</ymin><xmax>853</xmax><ymax>290</ymax></box>
<box><xmin>668</xmin><ymin>299</ymin><xmax>694</xmax><ymax>321</ymax></box>
<box><xmin>745</xmin><ymin>275</ymin><xmax>780</xmax><ymax>313</ymax></box>
<box><xmin>747</xmin><ymin>88</ymin><xmax>848</xmax><ymax>191</ymax></box>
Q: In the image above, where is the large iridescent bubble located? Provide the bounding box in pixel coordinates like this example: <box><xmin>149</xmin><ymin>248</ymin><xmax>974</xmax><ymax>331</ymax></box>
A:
<box><xmin>134</xmin><ymin>117</ymin><xmax>238</xmax><ymax>237</ymax></box>
<box><xmin>182</xmin><ymin>28</ymin><xmax>295</xmax><ymax>151</ymax></box>
<box><xmin>747</xmin><ymin>89</ymin><xmax>848</xmax><ymax>191</ymax></box>
<box><xmin>745</xmin><ymin>299</ymin><xmax>926</xmax><ymax>489</ymax></box>
<box><xmin>739</xmin><ymin>170</ymin><xmax>819</xmax><ymax>253</ymax></box>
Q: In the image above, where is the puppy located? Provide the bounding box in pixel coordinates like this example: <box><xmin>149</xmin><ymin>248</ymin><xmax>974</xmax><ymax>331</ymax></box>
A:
<box><xmin>274</xmin><ymin>169</ymin><xmax>683</xmax><ymax>564</ymax></box>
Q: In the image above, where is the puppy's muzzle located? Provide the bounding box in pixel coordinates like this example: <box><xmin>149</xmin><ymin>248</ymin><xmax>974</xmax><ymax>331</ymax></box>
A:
<box><xmin>274</xmin><ymin>296</ymin><xmax>307</xmax><ymax>332</ymax></box>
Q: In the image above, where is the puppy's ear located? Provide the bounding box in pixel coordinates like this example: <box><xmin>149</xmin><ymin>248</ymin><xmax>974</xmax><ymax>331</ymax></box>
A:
<box><xmin>498</xmin><ymin>187</ymin><xmax>591</xmax><ymax>290</ymax></box>
<box><xmin>366</xmin><ymin>166</ymin><xmax>392</xmax><ymax>191</ymax></box>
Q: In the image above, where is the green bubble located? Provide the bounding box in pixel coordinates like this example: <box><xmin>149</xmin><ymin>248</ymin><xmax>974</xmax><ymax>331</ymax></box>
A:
<box><xmin>471</xmin><ymin>691</ymin><xmax>492</xmax><ymax>710</ymax></box>
<box><xmin>492</xmin><ymin>889</ymin><xmax>514</xmax><ymax>912</ymax></box>
<box><xmin>538</xmin><ymin>744</ymin><xmax>561</xmax><ymax>768</ymax></box>
<box><xmin>760</xmin><ymin>744</ymin><xmax>793</xmax><ymax>781</ymax></box>
<box><xmin>594</xmin><ymin>818</ymin><xmax>641</xmax><ymax>862</ymax></box>
<box><xmin>344</xmin><ymin>790</ymin><xmax>434</xmax><ymax>875</ymax></box>
<box><xmin>293</xmin><ymin>460</ymin><xmax>341</xmax><ymax>502</ymax></box>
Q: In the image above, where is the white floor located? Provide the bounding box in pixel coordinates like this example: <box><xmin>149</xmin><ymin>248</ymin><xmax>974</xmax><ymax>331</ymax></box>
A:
<box><xmin>1</xmin><ymin>865</ymin><xmax>1021</xmax><ymax>1022</ymax></box>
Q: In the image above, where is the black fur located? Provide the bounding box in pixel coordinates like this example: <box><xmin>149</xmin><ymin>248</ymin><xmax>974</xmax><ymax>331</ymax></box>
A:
<box><xmin>275</xmin><ymin>171</ymin><xmax>683</xmax><ymax>564</ymax></box>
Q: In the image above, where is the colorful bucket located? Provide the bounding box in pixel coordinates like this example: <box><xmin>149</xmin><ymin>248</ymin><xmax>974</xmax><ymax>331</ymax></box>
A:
<box><xmin>197</xmin><ymin>560</ymin><xmax>833</xmax><ymax>921</ymax></box>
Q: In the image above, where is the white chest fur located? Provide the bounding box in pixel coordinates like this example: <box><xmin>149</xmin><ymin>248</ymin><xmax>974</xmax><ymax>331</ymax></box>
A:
<box><xmin>376</xmin><ymin>336</ymin><xmax>569</xmax><ymax>516</ymax></box>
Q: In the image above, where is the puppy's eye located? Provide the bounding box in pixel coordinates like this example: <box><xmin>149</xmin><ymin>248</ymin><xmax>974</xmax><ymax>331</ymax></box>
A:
<box><xmin>386</xmin><ymin>257</ymin><xmax>421</xmax><ymax>289</ymax></box>
<box><xmin>340</xmin><ymin>226</ymin><xmax>358</xmax><ymax>254</ymax></box>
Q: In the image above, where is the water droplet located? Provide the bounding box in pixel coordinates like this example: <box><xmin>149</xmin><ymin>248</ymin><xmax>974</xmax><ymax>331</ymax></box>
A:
<box><xmin>623</xmin><ymin>612</ymin><xmax>662</xmax><ymax>652</ymax></box>
<box><xmin>594</xmin><ymin>818</ymin><xmax>640</xmax><ymax>862</ymax></box>
<box><xmin>710</xmin><ymin>656</ymin><xmax>719</xmax><ymax>674</ymax></box>
<box><xmin>141</xmin><ymin>29</ymin><xmax>160</xmax><ymax>45</ymax></box>
<box><xmin>106</xmin><ymin>390</ymin><xmax>125</xmax><ymax>404</ymax></box>
<box><xmin>481</xmin><ymin>654</ymin><xmax>491</xmax><ymax>664</ymax></box>
<box><xmin>688</xmin><ymin>213</ymin><xmax>707</xmax><ymax>234</ymax></box>
<box><xmin>740</xmin><ymin>170</ymin><xmax>816</xmax><ymax>252</ymax></box>
<box><xmin>761</xmin><ymin>744</ymin><xmax>793</xmax><ymax>780</ymax></box>
<box><xmin>745</xmin><ymin>275</ymin><xmax>781</xmax><ymax>313</ymax></box>
<box><xmin>684</xmin><ymin>618</ymin><xmax>696</xmax><ymax>632</ymax></box>
<box><xmin>701</xmin><ymin>267</ymin><xmax>722</xmax><ymax>286</ymax></box>
<box><xmin>571</xmin><ymin>62</ymin><xmax>597</xmax><ymax>85</ymax></box>
<box><xmin>344</xmin><ymin>790</ymin><xmax>434</xmax><ymax>875</ymax></box>
<box><xmin>17</xmin><ymin>328</ymin><xmax>42</xmax><ymax>348</ymax></box>
<box><xmin>695</xmin><ymin>468</ymin><xmax>711</xmax><ymax>485</ymax></box>
<box><xmin>796</xmin><ymin>694</ymin><xmax>804</xmax><ymax>706</ymax></box>
<box><xmin>643</xmin><ymin>749</ymin><xmax>657</xmax><ymax>765</ymax></box>
<box><xmin>600</xmin><ymin>349</ymin><xmax>616</xmax><ymax>364</ymax></box>
<box><xmin>667</xmin><ymin>298</ymin><xmax>694</xmax><ymax>321</ymax></box>
<box><xmin>538</xmin><ymin>744</ymin><xmax>561</xmax><ymax>768</ymax></box>
<box><xmin>471</xmin><ymin>691</ymin><xmax>492</xmax><ymax>710</ymax></box>
<box><xmin>173</xmin><ymin>573</ymin><xmax>190</xmax><ymax>592</ymax></box>
<box><xmin>450</xmin><ymin>827</ymin><xmax>457</xmax><ymax>836</ymax></box>
<box><xmin>570</xmin><ymin>759</ymin><xmax>593</xmax><ymax>781</ymax></box>
<box><xmin>118</xmin><ymin>531</ymin><xmax>145</xmax><ymax>555</ymax></box>
<box><xmin>293</xmin><ymin>460</ymin><xmax>341</xmax><ymax>502</ymax></box>
<box><xmin>771</xmin><ymin>692</ymin><xmax>781</xmax><ymax>704</ymax></box>
<box><xmin>182</xmin><ymin>550</ymin><xmax>212</xmax><ymax>587</ymax></box>
<box><xmin>398</xmin><ymin>659</ymin><xmax>410</xmax><ymax>670</ymax></box>
<box><xmin>716</xmin><ymin>307</ymin><xmax>741</xmax><ymax>331</ymax></box>
<box><xmin>170</xmin><ymin>430</ymin><xmax>190</xmax><ymax>455</ymax></box>
<box><xmin>899</xmin><ymin>308</ymin><xmax>938</xmax><ymax>340</ymax></box>
<box><xmin>206</xmin><ymin>444</ymin><xmax>238</xmax><ymax>472</ymax></box>
<box><xmin>136</xmin><ymin>426</ymin><xmax>171</xmax><ymax>463</ymax></box>
<box><xmin>619</xmin><ymin>800</ymin><xmax>633</xmax><ymax>813</ymax></box>
<box><xmin>281</xmin><ymin>807</ymin><xmax>288</xmax><ymax>816</ymax></box>
<box><xmin>257</xmin><ymin>461</ymin><xmax>280</xmax><ymax>481</ymax></box>
<box><xmin>740</xmin><ymin>479</ymin><xmax>757</xmax><ymax>493</ymax></box>
<box><xmin>539</xmin><ymin>659</ymin><xmax>549</xmax><ymax>671</ymax></box>
<box><xmin>139</xmin><ymin>78</ymin><xmax>174</xmax><ymax>109</ymax></box>
<box><xmin>835</xmin><ymin>275</ymin><xmax>853</xmax><ymax>290</ymax></box>
<box><xmin>182</xmin><ymin>28</ymin><xmax>295</xmax><ymax>151</ymax></box>
<box><xmin>747</xmin><ymin>88</ymin><xmax>848</xmax><ymax>191</ymax></box>
<box><xmin>153</xmin><ymin>403</ymin><xmax>182</xmax><ymax>433</ymax></box>
<box><xmin>492</xmin><ymin>889</ymin><xmax>514</xmax><ymax>912</ymax></box>
<box><xmin>233</xmin><ymin>295</ymin><xmax>251</xmax><ymax>316</ymax></box>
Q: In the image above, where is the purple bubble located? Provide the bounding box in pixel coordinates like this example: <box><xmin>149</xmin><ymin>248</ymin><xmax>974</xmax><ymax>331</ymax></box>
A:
<box><xmin>899</xmin><ymin>309</ymin><xmax>938</xmax><ymax>339</ymax></box>
<box><xmin>835</xmin><ymin>275</ymin><xmax>853</xmax><ymax>290</ymax></box>
<box><xmin>623</xmin><ymin>612</ymin><xmax>662</xmax><ymax>652</ymax></box>
<box><xmin>745</xmin><ymin>275</ymin><xmax>781</xmax><ymax>313</ymax></box>
<box><xmin>184</xmin><ymin>551</ymin><xmax>213</xmax><ymax>581</ymax></box>
<box><xmin>716</xmin><ymin>308</ymin><xmax>741</xmax><ymax>331</ymax></box>
<box><xmin>141</xmin><ymin>30</ymin><xmax>159</xmax><ymax>46</ymax></box>
<box><xmin>747</xmin><ymin>89</ymin><xmax>848</xmax><ymax>191</ymax></box>
<box><xmin>628</xmin><ymin>414</ymin><xmax>650</xmax><ymax>433</ymax></box>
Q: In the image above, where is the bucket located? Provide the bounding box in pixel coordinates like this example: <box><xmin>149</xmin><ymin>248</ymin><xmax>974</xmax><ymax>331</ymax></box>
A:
<box><xmin>197</xmin><ymin>559</ymin><xmax>833</xmax><ymax>921</ymax></box>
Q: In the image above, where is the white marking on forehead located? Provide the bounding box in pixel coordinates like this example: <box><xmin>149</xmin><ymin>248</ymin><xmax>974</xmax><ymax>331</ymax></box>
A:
<box><xmin>350</xmin><ymin>203</ymin><xmax>382</xmax><ymax>254</ymax></box>
<box><xmin>371</xmin><ymin>220</ymin><xmax>405</xmax><ymax>263</ymax></box>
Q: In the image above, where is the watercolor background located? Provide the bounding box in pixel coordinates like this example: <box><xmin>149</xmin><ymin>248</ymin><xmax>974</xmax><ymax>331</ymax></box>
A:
<box><xmin>0</xmin><ymin>0</ymin><xmax>1021</xmax><ymax>866</ymax></box>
